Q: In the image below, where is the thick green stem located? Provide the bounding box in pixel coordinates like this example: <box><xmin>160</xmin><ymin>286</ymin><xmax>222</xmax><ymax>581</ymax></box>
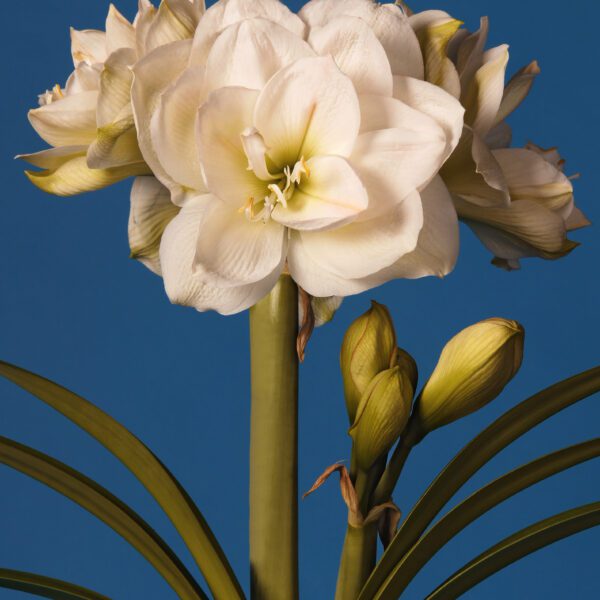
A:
<box><xmin>249</xmin><ymin>276</ymin><xmax>299</xmax><ymax>600</ymax></box>
<box><xmin>335</xmin><ymin>467</ymin><xmax>381</xmax><ymax>600</ymax></box>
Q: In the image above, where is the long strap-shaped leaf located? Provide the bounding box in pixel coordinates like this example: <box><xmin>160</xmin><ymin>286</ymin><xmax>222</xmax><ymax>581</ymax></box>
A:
<box><xmin>0</xmin><ymin>568</ymin><xmax>111</xmax><ymax>600</ymax></box>
<box><xmin>0</xmin><ymin>436</ymin><xmax>207</xmax><ymax>600</ymax></box>
<box><xmin>426</xmin><ymin>502</ymin><xmax>600</xmax><ymax>600</ymax></box>
<box><xmin>0</xmin><ymin>360</ymin><xmax>244</xmax><ymax>600</ymax></box>
<box><xmin>359</xmin><ymin>366</ymin><xmax>600</xmax><ymax>599</ymax></box>
<box><xmin>370</xmin><ymin>438</ymin><xmax>600</xmax><ymax>599</ymax></box>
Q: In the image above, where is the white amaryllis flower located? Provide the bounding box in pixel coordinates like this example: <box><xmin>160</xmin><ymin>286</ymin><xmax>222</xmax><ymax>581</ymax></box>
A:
<box><xmin>129</xmin><ymin>0</ymin><xmax>464</xmax><ymax>314</ymax></box>
<box><xmin>407</xmin><ymin>8</ymin><xmax>589</xmax><ymax>269</ymax></box>
<box><xmin>20</xmin><ymin>0</ymin><xmax>204</xmax><ymax>196</ymax></box>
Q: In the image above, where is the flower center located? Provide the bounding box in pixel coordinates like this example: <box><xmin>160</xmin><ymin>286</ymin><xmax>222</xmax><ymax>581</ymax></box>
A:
<box><xmin>243</xmin><ymin>157</ymin><xmax>311</xmax><ymax>223</ymax></box>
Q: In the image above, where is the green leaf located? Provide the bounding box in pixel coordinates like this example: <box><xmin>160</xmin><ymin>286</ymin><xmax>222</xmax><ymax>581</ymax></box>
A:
<box><xmin>426</xmin><ymin>502</ymin><xmax>600</xmax><ymax>600</ymax></box>
<box><xmin>368</xmin><ymin>438</ymin><xmax>600</xmax><ymax>599</ymax></box>
<box><xmin>0</xmin><ymin>568</ymin><xmax>110</xmax><ymax>600</ymax></box>
<box><xmin>359</xmin><ymin>365</ymin><xmax>600</xmax><ymax>600</ymax></box>
<box><xmin>0</xmin><ymin>436</ymin><xmax>207</xmax><ymax>600</ymax></box>
<box><xmin>0</xmin><ymin>360</ymin><xmax>244</xmax><ymax>600</ymax></box>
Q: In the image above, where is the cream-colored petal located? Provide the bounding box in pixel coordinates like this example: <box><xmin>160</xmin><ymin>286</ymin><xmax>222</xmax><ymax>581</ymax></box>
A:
<box><xmin>204</xmin><ymin>18</ymin><xmax>314</xmax><ymax>93</ymax></box>
<box><xmin>70</xmin><ymin>28</ymin><xmax>108</xmax><ymax>66</ymax></box>
<box><xmin>291</xmin><ymin>189</ymin><xmax>422</xmax><ymax>281</ymax></box>
<box><xmin>367</xmin><ymin>176</ymin><xmax>459</xmax><ymax>280</ymax></box>
<box><xmin>65</xmin><ymin>63</ymin><xmax>101</xmax><ymax>95</ymax></box>
<box><xmin>441</xmin><ymin>127</ymin><xmax>510</xmax><ymax>207</ymax></box>
<box><xmin>193</xmin><ymin>199</ymin><xmax>287</xmax><ymax>288</ymax></box>
<box><xmin>391</xmin><ymin>76</ymin><xmax>465</xmax><ymax>157</ymax></box>
<box><xmin>485</xmin><ymin>121</ymin><xmax>512</xmax><ymax>150</ymax></box>
<box><xmin>160</xmin><ymin>195</ymin><xmax>280</xmax><ymax>314</ymax></box>
<box><xmin>197</xmin><ymin>86</ymin><xmax>267</xmax><ymax>206</ymax></box>
<box><xmin>350</xmin><ymin>124</ymin><xmax>447</xmax><ymax>217</ymax></box>
<box><xmin>87</xmin><ymin>116</ymin><xmax>145</xmax><ymax>169</ymax></box>
<box><xmin>17</xmin><ymin>146</ymin><xmax>88</xmax><ymax>169</ymax></box>
<box><xmin>28</xmin><ymin>91</ymin><xmax>99</xmax><ymax>147</ymax></box>
<box><xmin>456</xmin><ymin>197</ymin><xmax>567</xmax><ymax>254</ymax></box>
<box><xmin>152</xmin><ymin>66</ymin><xmax>206</xmax><ymax>191</ymax></box>
<box><xmin>106</xmin><ymin>4</ymin><xmax>136</xmax><ymax>54</ymax></box>
<box><xmin>272</xmin><ymin>155</ymin><xmax>368</xmax><ymax>231</ymax></box>
<box><xmin>310</xmin><ymin>296</ymin><xmax>343</xmax><ymax>327</ymax></box>
<box><xmin>495</xmin><ymin>60</ymin><xmax>540</xmax><ymax>124</ymax></box>
<box><xmin>129</xmin><ymin>176</ymin><xmax>180</xmax><ymax>275</ymax></box>
<box><xmin>463</xmin><ymin>44</ymin><xmax>509</xmax><ymax>137</ymax></box>
<box><xmin>97</xmin><ymin>48</ymin><xmax>136</xmax><ymax>127</ymax></box>
<box><xmin>25</xmin><ymin>153</ymin><xmax>150</xmax><ymax>197</ymax></box>
<box><xmin>456</xmin><ymin>17</ymin><xmax>489</xmax><ymax>89</ymax></box>
<box><xmin>254</xmin><ymin>56</ymin><xmax>360</xmax><ymax>168</ymax></box>
<box><xmin>300</xmin><ymin>0</ymin><xmax>424</xmax><ymax>78</ymax></box>
<box><xmin>190</xmin><ymin>0</ymin><xmax>306</xmax><ymax>66</ymax></box>
<box><xmin>411</xmin><ymin>14</ymin><xmax>462</xmax><ymax>97</ymax></box>
<box><xmin>131</xmin><ymin>40</ymin><xmax>192</xmax><ymax>188</ymax></box>
<box><xmin>308</xmin><ymin>15</ymin><xmax>393</xmax><ymax>96</ymax></box>
<box><xmin>144</xmin><ymin>0</ymin><xmax>196</xmax><ymax>53</ymax></box>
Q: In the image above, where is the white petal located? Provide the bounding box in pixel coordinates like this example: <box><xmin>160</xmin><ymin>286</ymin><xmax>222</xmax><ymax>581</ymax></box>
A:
<box><xmin>18</xmin><ymin>146</ymin><xmax>88</xmax><ymax>170</ymax></box>
<box><xmin>308</xmin><ymin>16</ymin><xmax>392</xmax><ymax>96</ymax></box>
<box><xmin>495</xmin><ymin>60</ymin><xmax>540</xmax><ymax>124</ymax></box>
<box><xmin>300</xmin><ymin>0</ymin><xmax>423</xmax><ymax>78</ymax></box>
<box><xmin>87</xmin><ymin>115</ymin><xmax>144</xmax><ymax>169</ymax></box>
<box><xmin>65</xmin><ymin>63</ymin><xmax>101</xmax><ymax>95</ymax></box>
<box><xmin>204</xmin><ymin>18</ymin><xmax>314</xmax><ymax>93</ymax></box>
<box><xmin>151</xmin><ymin>65</ymin><xmax>207</xmax><ymax>191</ymax></box>
<box><xmin>350</xmin><ymin>124</ymin><xmax>447</xmax><ymax>217</ymax></box>
<box><xmin>144</xmin><ymin>0</ymin><xmax>196</xmax><ymax>53</ymax></box>
<box><xmin>193</xmin><ymin>199</ymin><xmax>287</xmax><ymax>287</ymax></box>
<box><xmin>272</xmin><ymin>155</ymin><xmax>368</xmax><ymax>231</ymax></box>
<box><xmin>392</xmin><ymin>76</ymin><xmax>464</xmax><ymax>156</ymax></box>
<box><xmin>105</xmin><ymin>4</ymin><xmax>136</xmax><ymax>55</ymax></box>
<box><xmin>456</xmin><ymin>17</ymin><xmax>489</xmax><ymax>89</ymax></box>
<box><xmin>28</xmin><ymin>91</ymin><xmax>99</xmax><ymax>147</ymax></box>
<box><xmin>370</xmin><ymin>177</ymin><xmax>459</xmax><ymax>279</ymax></box>
<box><xmin>160</xmin><ymin>195</ymin><xmax>279</xmax><ymax>314</ymax></box>
<box><xmin>70</xmin><ymin>28</ymin><xmax>107</xmax><ymax>65</ymax></box>
<box><xmin>254</xmin><ymin>56</ymin><xmax>360</xmax><ymax>168</ymax></box>
<box><xmin>197</xmin><ymin>86</ymin><xmax>267</xmax><ymax>206</ymax></box>
<box><xmin>97</xmin><ymin>48</ymin><xmax>136</xmax><ymax>127</ymax></box>
<box><xmin>463</xmin><ymin>45</ymin><xmax>509</xmax><ymax>137</ymax></box>
<box><xmin>131</xmin><ymin>40</ymin><xmax>192</xmax><ymax>189</ymax></box>
<box><xmin>129</xmin><ymin>176</ymin><xmax>180</xmax><ymax>275</ymax></box>
<box><xmin>289</xmin><ymin>189</ymin><xmax>422</xmax><ymax>282</ymax></box>
<box><xmin>190</xmin><ymin>0</ymin><xmax>306</xmax><ymax>66</ymax></box>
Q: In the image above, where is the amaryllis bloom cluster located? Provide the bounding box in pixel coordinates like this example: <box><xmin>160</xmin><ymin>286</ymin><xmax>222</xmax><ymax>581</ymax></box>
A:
<box><xmin>22</xmin><ymin>0</ymin><xmax>587</xmax><ymax>315</ymax></box>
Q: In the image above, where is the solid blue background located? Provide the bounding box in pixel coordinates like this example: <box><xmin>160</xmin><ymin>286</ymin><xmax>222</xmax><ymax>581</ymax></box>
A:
<box><xmin>1</xmin><ymin>1</ymin><xmax>598</xmax><ymax>598</ymax></box>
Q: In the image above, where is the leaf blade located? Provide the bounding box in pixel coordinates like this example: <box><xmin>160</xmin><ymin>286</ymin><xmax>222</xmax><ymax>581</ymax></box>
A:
<box><xmin>359</xmin><ymin>365</ymin><xmax>600</xmax><ymax>599</ymax></box>
<box><xmin>0</xmin><ymin>568</ymin><xmax>111</xmax><ymax>600</ymax></box>
<box><xmin>373</xmin><ymin>438</ymin><xmax>600</xmax><ymax>599</ymax></box>
<box><xmin>0</xmin><ymin>360</ymin><xmax>244</xmax><ymax>600</ymax></box>
<box><xmin>0</xmin><ymin>436</ymin><xmax>207</xmax><ymax>600</ymax></box>
<box><xmin>426</xmin><ymin>502</ymin><xmax>600</xmax><ymax>600</ymax></box>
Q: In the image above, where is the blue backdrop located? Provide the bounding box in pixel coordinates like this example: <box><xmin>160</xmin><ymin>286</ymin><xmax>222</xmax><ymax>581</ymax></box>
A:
<box><xmin>1</xmin><ymin>1</ymin><xmax>598</xmax><ymax>598</ymax></box>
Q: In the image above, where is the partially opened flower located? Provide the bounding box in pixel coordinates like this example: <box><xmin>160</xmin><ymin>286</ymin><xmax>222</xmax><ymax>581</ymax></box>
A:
<box><xmin>130</xmin><ymin>0</ymin><xmax>464</xmax><ymax>314</ymax></box>
<box><xmin>20</xmin><ymin>0</ymin><xmax>204</xmax><ymax>196</ymax></box>
<box><xmin>408</xmin><ymin>8</ymin><xmax>589</xmax><ymax>269</ymax></box>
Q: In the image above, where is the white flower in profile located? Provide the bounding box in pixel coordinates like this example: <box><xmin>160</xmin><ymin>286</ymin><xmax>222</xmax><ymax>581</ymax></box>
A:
<box><xmin>130</xmin><ymin>0</ymin><xmax>464</xmax><ymax>314</ymax></box>
<box><xmin>407</xmin><ymin>8</ymin><xmax>589</xmax><ymax>269</ymax></box>
<box><xmin>20</xmin><ymin>0</ymin><xmax>204</xmax><ymax>196</ymax></box>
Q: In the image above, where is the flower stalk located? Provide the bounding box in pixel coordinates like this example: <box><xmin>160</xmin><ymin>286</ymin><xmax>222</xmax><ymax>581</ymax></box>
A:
<box><xmin>249</xmin><ymin>275</ymin><xmax>299</xmax><ymax>600</ymax></box>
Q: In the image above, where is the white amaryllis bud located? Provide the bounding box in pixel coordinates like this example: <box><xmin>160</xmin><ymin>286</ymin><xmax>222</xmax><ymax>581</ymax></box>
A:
<box><xmin>349</xmin><ymin>366</ymin><xmax>413</xmax><ymax>471</ymax></box>
<box><xmin>414</xmin><ymin>318</ymin><xmax>524</xmax><ymax>434</ymax></box>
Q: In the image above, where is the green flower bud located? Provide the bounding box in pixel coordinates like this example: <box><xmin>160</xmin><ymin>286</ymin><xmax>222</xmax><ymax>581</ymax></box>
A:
<box><xmin>415</xmin><ymin>318</ymin><xmax>524</xmax><ymax>434</ymax></box>
<box><xmin>391</xmin><ymin>347</ymin><xmax>418</xmax><ymax>391</ymax></box>
<box><xmin>349</xmin><ymin>366</ymin><xmax>413</xmax><ymax>471</ymax></box>
<box><xmin>340</xmin><ymin>302</ymin><xmax>397</xmax><ymax>423</ymax></box>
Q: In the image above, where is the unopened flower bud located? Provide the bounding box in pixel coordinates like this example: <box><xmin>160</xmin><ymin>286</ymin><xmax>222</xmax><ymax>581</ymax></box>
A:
<box><xmin>349</xmin><ymin>366</ymin><xmax>413</xmax><ymax>471</ymax></box>
<box><xmin>415</xmin><ymin>318</ymin><xmax>524</xmax><ymax>434</ymax></box>
<box><xmin>391</xmin><ymin>347</ymin><xmax>418</xmax><ymax>392</ymax></box>
<box><xmin>340</xmin><ymin>302</ymin><xmax>396</xmax><ymax>423</ymax></box>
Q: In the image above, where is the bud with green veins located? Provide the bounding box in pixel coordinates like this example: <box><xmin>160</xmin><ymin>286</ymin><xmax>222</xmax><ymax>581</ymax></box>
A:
<box><xmin>414</xmin><ymin>318</ymin><xmax>525</xmax><ymax>435</ymax></box>
<box><xmin>349</xmin><ymin>366</ymin><xmax>413</xmax><ymax>471</ymax></box>
<box><xmin>340</xmin><ymin>302</ymin><xmax>397</xmax><ymax>423</ymax></box>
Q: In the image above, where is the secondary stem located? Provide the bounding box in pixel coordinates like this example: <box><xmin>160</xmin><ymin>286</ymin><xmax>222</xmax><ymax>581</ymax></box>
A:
<box><xmin>249</xmin><ymin>276</ymin><xmax>299</xmax><ymax>600</ymax></box>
